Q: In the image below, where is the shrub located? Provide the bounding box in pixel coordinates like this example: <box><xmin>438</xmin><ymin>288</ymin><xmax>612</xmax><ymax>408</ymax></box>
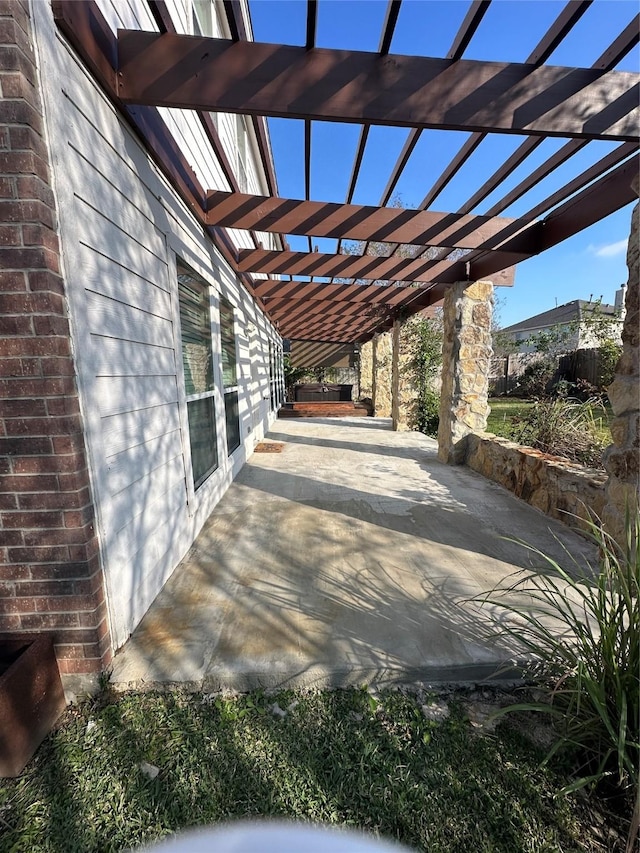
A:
<box><xmin>413</xmin><ymin>387</ymin><xmax>440</xmax><ymax>437</ymax></box>
<box><xmin>598</xmin><ymin>338</ymin><xmax>622</xmax><ymax>389</ymax></box>
<box><xmin>405</xmin><ymin>317</ymin><xmax>443</xmax><ymax>437</ymax></box>
<box><xmin>475</xmin><ymin>510</ymin><xmax>640</xmax><ymax>847</ymax></box>
<box><xmin>518</xmin><ymin>357</ymin><xmax>558</xmax><ymax>398</ymax></box>
<box><xmin>510</xmin><ymin>397</ymin><xmax>608</xmax><ymax>468</ymax></box>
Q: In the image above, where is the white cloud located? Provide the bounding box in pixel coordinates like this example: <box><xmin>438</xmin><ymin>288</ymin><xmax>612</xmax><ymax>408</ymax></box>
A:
<box><xmin>588</xmin><ymin>239</ymin><xmax>628</xmax><ymax>258</ymax></box>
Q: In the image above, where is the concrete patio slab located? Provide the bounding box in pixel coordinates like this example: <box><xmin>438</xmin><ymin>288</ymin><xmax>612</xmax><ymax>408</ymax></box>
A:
<box><xmin>110</xmin><ymin>418</ymin><xmax>596</xmax><ymax>691</ymax></box>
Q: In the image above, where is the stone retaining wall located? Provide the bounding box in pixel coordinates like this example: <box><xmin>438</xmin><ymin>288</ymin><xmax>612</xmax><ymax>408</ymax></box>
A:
<box><xmin>466</xmin><ymin>433</ymin><xmax>607</xmax><ymax>531</ymax></box>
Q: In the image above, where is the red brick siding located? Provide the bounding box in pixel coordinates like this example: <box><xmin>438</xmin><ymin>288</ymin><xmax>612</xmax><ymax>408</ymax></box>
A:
<box><xmin>0</xmin><ymin>0</ymin><xmax>111</xmax><ymax>674</ymax></box>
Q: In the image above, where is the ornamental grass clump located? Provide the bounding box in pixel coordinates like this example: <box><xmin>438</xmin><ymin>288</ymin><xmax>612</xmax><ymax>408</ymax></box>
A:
<box><xmin>476</xmin><ymin>510</ymin><xmax>639</xmax><ymax>846</ymax></box>
<box><xmin>510</xmin><ymin>397</ymin><xmax>608</xmax><ymax>468</ymax></box>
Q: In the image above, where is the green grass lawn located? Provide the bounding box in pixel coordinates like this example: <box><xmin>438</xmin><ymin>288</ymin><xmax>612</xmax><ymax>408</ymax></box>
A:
<box><xmin>486</xmin><ymin>399</ymin><xmax>534</xmax><ymax>439</ymax></box>
<box><xmin>0</xmin><ymin>688</ymin><xmax>624</xmax><ymax>853</ymax></box>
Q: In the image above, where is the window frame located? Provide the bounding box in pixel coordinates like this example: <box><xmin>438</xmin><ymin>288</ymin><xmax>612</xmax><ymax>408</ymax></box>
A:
<box><xmin>236</xmin><ymin>114</ymin><xmax>249</xmax><ymax>193</ymax></box>
<box><xmin>219</xmin><ymin>296</ymin><xmax>241</xmax><ymax>456</ymax></box>
<box><xmin>174</xmin><ymin>256</ymin><xmax>221</xmax><ymax>498</ymax></box>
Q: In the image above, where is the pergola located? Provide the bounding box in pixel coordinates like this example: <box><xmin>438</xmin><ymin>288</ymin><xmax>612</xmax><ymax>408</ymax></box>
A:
<box><xmin>53</xmin><ymin>0</ymin><xmax>639</xmax><ymax>346</ymax></box>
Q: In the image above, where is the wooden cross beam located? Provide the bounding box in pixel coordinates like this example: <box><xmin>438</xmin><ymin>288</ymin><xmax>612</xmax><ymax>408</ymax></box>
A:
<box><xmin>117</xmin><ymin>31</ymin><xmax>640</xmax><ymax>141</ymax></box>
<box><xmin>206</xmin><ymin>190</ymin><xmax>517</xmax><ymax>249</ymax></box>
<box><xmin>254</xmin><ymin>279</ymin><xmax>434</xmax><ymax>306</ymax></box>
<box><xmin>241</xmin><ymin>248</ymin><xmax>455</xmax><ymax>282</ymax></box>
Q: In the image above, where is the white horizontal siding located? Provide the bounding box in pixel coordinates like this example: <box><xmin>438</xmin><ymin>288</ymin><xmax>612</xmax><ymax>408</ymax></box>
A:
<box><xmin>164</xmin><ymin>0</ymin><xmax>190</xmax><ymax>33</ymax></box>
<box><xmin>71</xmin><ymin>157</ymin><xmax>167</xmax><ymax>261</ymax></box>
<box><xmin>78</xmin><ymin>248</ymin><xmax>172</xmax><ymax>317</ymax></box>
<box><xmin>91</xmin><ymin>337</ymin><xmax>177</xmax><ymax>377</ymax></box>
<box><xmin>106</xmin><ymin>430</ymin><xmax>183</xmax><ymax>495</ymax></box>
<box><xmin>100</xmin><ymin>403</ymin><xmax>183</xmax><ymax>459</ymax></box>
<box><xmin>103</xmin><ymin>454</ymin><xmax>186</xmax><ymax>536</ymax></box>
<box><xmin>34</xmin><ymin>0</ymin><xmax>283</xmax><ymax>651</ymax></box>
<box><xmin>109</xmin><ymin>481</ymin><xmax>189</xmax><ymax>636</ymax></box>
<box><xmin>160</xmin><ymin>106</ymin><xmax>230</xmax><ymax>193</ymax></box>
<box><xmin>94</xmin><ymin>375</ymin><xmax>180</xmax><ymax>417</ymax></box>
<box><xmin>85</xmin><ymin>291</ymin><xmax>174</xmax><ymax>348</ymax></box>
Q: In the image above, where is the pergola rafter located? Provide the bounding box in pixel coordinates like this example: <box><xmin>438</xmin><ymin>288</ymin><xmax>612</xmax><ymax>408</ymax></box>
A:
<box><xmin>383</xmin><ymin>8</ymin><xmax>638</xmax><ymax>263</ymax></box>
<box><xmin>254</xmin><ymin>279</ymin><xmax>433</xmax><ymax>307</ymax></box>
<box><xmin>53</xmin><ymin>0</ymin><xmax>640</xmax><ymax>346</ymax></box>
<box><xmin>205</xmin><ymin>192</ymin><xmax>517</xmax><ymax>250</ymax></box>
<box><xmin>354</xmin><ymin>0</ymin><xmax>495</xmax><ymax>262</ymax></box>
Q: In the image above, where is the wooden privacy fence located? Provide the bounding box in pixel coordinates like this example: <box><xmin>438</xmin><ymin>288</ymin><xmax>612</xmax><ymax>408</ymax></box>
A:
<box><xmin>558</xmin><ymin>349</ymin><xmax>601</xmax><ymax>386</ymax></box>
<box><xmin>490</xmin><ymin>348</ymin><xmax>605</xmax><ymax>396</ymax></box>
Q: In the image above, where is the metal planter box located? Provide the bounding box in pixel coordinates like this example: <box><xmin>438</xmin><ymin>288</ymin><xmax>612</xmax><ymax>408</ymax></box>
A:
<box><xmin>0</xmin><ymin>634</ymin><xmax>66</xmax><ymax>777</ymax></box>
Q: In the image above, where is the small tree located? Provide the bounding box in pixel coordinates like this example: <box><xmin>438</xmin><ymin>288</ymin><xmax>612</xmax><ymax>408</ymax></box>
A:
<box><xmin>405</xmin><ymin>315</ymin><xmax>443</xmax><ymax>436</ymax></box>
<box><xmin>598</xmin><ymin>338</ymin><xmax>622</xmax><ymax>389</ymax></box>
<box><xmin>507</xmin><ymin>300</ymin><xmax>623</xmax><ymax>398</ymax></box>
<box><xmin>283</xmin><ymin>354</ymin><xmax>313</xmax><ymax>401</ymax></box>
<box><xmin>337</xmin><ymin>195</ymin><xmax>448</xmax><ymax>432</ymax></box>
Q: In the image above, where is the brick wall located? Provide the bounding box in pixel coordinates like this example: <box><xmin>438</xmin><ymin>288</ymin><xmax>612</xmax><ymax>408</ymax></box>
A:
<box><xmin>0</xmin><ymin>0</ymin><xmax>111</xmax><ymax>676</ymax></box>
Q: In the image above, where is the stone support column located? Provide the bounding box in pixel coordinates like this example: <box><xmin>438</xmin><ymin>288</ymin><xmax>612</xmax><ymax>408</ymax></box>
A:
<box><xmin>391</xmin><ymin>318</ymin><xmax>401</xmax><ymax>430</ymax></box>
<box><xmin>371</xmin><ymin>337</ymin><xmax>378</xmax><ymax>414</ymax></box>
<box><xmin>372</xmin><ymin>332</ymin><xmax>393</xmax><ymax>417</ymax></box>
<box><xmin>438</xmin><ymin>280</ymin><xmax>494</xmax><ymax>464</ymax></box>
<box><xmin>602</xmin><ymin>180</ymin><xmax>640</xmax><ymax>545</ymax></box>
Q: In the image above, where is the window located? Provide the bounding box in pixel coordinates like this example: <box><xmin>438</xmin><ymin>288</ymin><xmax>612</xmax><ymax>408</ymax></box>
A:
<box><xmin>220</xmin><ymin>298</ymin><xmax>241</xmax><ymax>454</ymax></box>
<box><xmin>276</xmin><ymin>342</ymin><xmax>284</xmax><ymax>406</ymax></box>
<box><xmin>224</xmin><ymin>390</ymin><xmax>241</xmax><ymax>454</ymax></box>
<box><xmin>192</xmin><ymin>0</ymin><xmax>214</xmax><ymax>35</ymax></box>
<box><xmin>236</xmin><ymin>115</ymin><xmax>249</xmax><ymax>193</ymax></box>
<box><xmin>268</xmin><ymin>339</ymin><xmax>283</xmax><ymax>410</ymax></box>
<box><xmin>177</xmin><ymin>259</ymin><xmax>218</xmax><ymax>489</ymax></box>
<box><xmin>192</xmin><ymin>1</ymin><xmax>219</xmax><ymax>131</ymax></box>
<box><xmin>220</xmin><ymin>299</ymin><xmax>237</xmax><ymax>387</ymax></box>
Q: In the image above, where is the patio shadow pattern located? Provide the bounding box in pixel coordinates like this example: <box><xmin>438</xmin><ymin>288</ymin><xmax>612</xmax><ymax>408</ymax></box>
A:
<box><xmin>110</xmin><ymin>419</ymin><xmax>595</xmax><ymax>691</ymax></box>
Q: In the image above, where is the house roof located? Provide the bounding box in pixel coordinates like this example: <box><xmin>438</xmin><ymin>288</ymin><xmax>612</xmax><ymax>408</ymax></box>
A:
<box><xmin>52</xmin><ymin>0</ymin><xmax>639</xmax><ymax>344</ymax></box>
<box><xmin>501</xmin><ymin>301</ymin><xmax>618</xmax><ymax>335</ymax></box>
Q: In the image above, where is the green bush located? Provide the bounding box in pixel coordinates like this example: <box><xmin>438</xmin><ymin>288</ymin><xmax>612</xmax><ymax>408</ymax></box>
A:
<box><xmin>518</xmin><ymin>357</ymin><xmax>558</xmax><ymax>398</ymax></box>
<box><xmin>598</xmin><ymin>339</ymin><xmax>622</xmax><ymax>389</ymax></box>
<box><xmin>476</xmin><ymin>510</ymin><xmax>640</xmax><ymax>846</ymax></box>
<box><xmin>414</xmin><ymin>387</ymin><xmax>440</xmax><ymax>437</ymax></box>
<box><xmin>405</xmin><ymin>317</ymin><xmax>442</xmax><ymax>437</ymax></box>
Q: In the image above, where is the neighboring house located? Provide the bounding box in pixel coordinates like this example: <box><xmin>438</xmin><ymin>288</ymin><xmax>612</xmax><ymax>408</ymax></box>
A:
<box><xmin>498</xmin><ymin>293</ymin><xmax>625</xmax><ymax>355</ymax></box>
<box><xmin>0</xmin><ymin>0</ymin><xmax>285</xmax><ymax>685</ymax></box>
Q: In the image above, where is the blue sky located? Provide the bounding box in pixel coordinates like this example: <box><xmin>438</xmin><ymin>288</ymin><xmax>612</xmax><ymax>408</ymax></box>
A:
<box><xmin>247</xmin><ymin>0</ymin><xmax>638</xmax><ymax>328</ymax></box>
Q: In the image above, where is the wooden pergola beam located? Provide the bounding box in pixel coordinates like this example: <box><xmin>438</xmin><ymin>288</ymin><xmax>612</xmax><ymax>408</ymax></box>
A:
<box><xmin>279</xmin><ymin>314</ymin><xmax>382</xmax><ymax>341</ymax></box>
<box><xmin>117</xmin><ymin>31</ymin><xmax>640</xmax><ymax>141</ymax></box>
<box><xmin>206</xmin><ymin>190</ymin><xmax>517</xmax><ymax>248</ymax></box>
<box><xmin>447</xmin><ymin>0</ymin><xmax>490</xmax><ymax>61</ymax></box>
<box><xmin>256</xmin><ymin>278</ymin><xmax>427</xmax><ymax>305</ymax></box>
<box><xmin>241</xmin><ymin>247</ymin><xmax>479</xmax><ymax>282</ymax></box>
<box><xmin>53</xmin><ymin>0</ymin><xmax>640</xmax><ymax>348</ymax></box>
<box><xmin>266</xmin><ymin>296</ymin><xmax>388</xmax><ymax>322</ymax></box>
<box><xmin>469</xmin><ymin>153</ymin><xmax>640</xmax><ymax>282</ymax></box>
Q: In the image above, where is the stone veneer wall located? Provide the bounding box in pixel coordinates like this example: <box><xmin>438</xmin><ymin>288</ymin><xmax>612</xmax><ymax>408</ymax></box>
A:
<box><xmin>438</xmin><ymin>281</ymin><xmax>493</xmax><ymax>464</ymax></box>
<box><xmin>359</xmin><ymin>339</ymin><xmax>374</xmax><ymax>401</ymax></box>
<box><xmin>359</xmin><ymin>321</ymin><xmax>426</xmax><ymax>426</ymax></box>
<box><xmin>466</xmin><ymin>434</ymin><xmax>607</xmax><ymax>530</ymax></box>
<box><xmin>602</xmin><ymin>186</ymin><xmax>639</xmax><ymax>545</ymax></box>
<box><xmin>0</xmin><ymin>0</ymin><xmax>111</xmax><ymax>679</ymax></box>
<box><xmin>360</xmin><ymin>333</ymin><xmax>393</xmax><ymax>417</ymax></box>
